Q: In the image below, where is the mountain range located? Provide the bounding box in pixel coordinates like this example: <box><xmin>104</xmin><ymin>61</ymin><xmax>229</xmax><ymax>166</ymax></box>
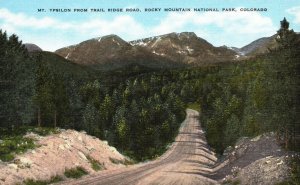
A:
<box><xmin>25</xmin><ymin>32</ymin><xmax>291</xmax><ymax>71</ymax></box>
<box><xmin>236</xmin><ymin>35</ymin><xmax>277</xmax><ymax>56</ymax></box>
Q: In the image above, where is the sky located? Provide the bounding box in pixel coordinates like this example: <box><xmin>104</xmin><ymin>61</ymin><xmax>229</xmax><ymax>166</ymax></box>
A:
<box><xmin>0</xmin><ymin>0</ymin><xmax>299</xmax><ymax>51</ymax></box>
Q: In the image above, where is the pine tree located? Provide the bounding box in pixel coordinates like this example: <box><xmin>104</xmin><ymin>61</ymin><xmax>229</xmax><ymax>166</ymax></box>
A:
<box><xmin>49</xmin><ymin>72</ymin><xmax>69</xmax><ymax>128</ymax></box>
<box><xmin>0</xmin><ymin>31</ymin><xmax>34</xmax><ymax>128</ymax></box>
<box><xmin>0</xmin><ymin>30</ymin><xmax>8</xmax><ymax>127</ymax></box>
<box><xmin>100</xmin><ymin>94</ymin><xmax>113</xmax><ymax>134</ymax></box>
<box><xmin>274</xmin><ymin>18</ymin><xmax>300</xmax><ymax>149</ymax></box>
<box><xmin>33</xmin><ymin>55</ymin><xmax>51</xmax><ymax>127</ymax></box>
<box><xmin>224</xmin><ymin>114</ymin><xmax>240</xmax><ymax>147</ymax></box>
<box><xmin>82</xmin><ymin>103</ymin><xmax>101</xmax><ymax>136</ymax></box>
<box><xmin>113</xmin><ymin>105</ymin><xmax>129</xmax><ymax>151</ymax></box>
<box><xmin>276</xmin><ymin>18</ymin><xmax>298</xmax><ymax>50</ymax></box>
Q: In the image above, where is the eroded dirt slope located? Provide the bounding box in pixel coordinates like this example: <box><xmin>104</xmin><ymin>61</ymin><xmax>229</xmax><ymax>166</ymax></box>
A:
<box><xmin>0</xmin><ymin>130</ymin><xmax>127</xmax><ymax>185</ymax></box>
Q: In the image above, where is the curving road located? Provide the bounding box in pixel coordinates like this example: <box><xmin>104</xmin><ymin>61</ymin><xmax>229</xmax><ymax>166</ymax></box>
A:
<box><xmin>61</xmin><ymin>109</ymin><xmax>218</xmax><ymax>185</ymax></box>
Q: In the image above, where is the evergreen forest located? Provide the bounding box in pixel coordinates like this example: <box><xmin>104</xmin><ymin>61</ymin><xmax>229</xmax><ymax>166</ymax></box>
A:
<box><xmin>0</xmin><ymin>18</ymin><xmax>299</xmax><ymax>162</ymax></box>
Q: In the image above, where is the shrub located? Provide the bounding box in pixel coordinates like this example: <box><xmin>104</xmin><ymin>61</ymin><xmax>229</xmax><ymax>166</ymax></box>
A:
<box><xmin>109</xmin><ymin>157</ymin><xmax>135</xmax><ymax>166</ymax></box>
<box><xmin>0</xmin><ymin>127</ymin><xmax>59</xmax><ymax>162</ymax></box>
<box><xmin>64</xmin><ymin>167</ymin><xmax>88</xmax><ymax>179</ymax></box>
<box><xmin>123</xmin><ymin>159</ymin><xmax>135</xmax><ymax>165</ymax></box>
<box><xmin>109</xmin><ymin>157</ymin><xmax>123</xmax><ymax>164</ymax></box>
<box><xmin>222</xmin><ymin>179</ymin><xmax>241</xmax><ymax>185</ymax></box>
<box><xmin>24</xmin><ymin>179</ymin><xmax>47</xmax><ymax>185</ymax></box>
<box><xmin>0</xmin><ymin>136</ymin><xmax>35</xmax><ymax>162</ymax></box>
<box><xmin>0</xmin><ymin>153</ymin><xmax>15</xmax><ymax>162</ymax></box>
<box><xmin>24</xmin><ymin>175</ymin><xmax>63</xmax><ymax>185</ymax></box>
<box><xmin>48</xmin><ymin>175</ymin><xmax>63</xmax><ymax>183</ymax></box>
<box><xmin>32</xmin><ymin>127</ymin><xmax>60</xmax><ymax>136</ymax></box>
<box><xmin>87</xmin><ymin>156</ymin><xmax>105</xmax><ymax>171</ymax></box>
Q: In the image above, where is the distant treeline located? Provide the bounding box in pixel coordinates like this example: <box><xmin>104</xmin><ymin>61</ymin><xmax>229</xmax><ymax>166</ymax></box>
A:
<box><xmin>0</xmin><ymin>18</ymin><xmax>299</xmax><ymax>161</ymax></box>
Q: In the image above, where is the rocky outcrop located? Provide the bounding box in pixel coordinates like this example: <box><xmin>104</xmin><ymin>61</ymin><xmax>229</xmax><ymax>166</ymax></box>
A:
<box><xmin>0</xmin><ymin>130</ymin><xmax>127</xmax><ymax>185</ymax></box>
<box><xmin>216</xmin><ymin>133</ymin><xmax>293</xmax><ymax>185</ymax></box>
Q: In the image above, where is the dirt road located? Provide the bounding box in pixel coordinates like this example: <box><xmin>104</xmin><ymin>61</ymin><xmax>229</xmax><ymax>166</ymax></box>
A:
<box><xmin>61</xmin><ymin>109</ymin><xmax>218</xmax><ymax>185</ymax></box>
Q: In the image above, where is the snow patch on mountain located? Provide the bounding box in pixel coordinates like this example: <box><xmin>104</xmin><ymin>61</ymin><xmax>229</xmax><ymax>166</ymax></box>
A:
<box><xmin>112</xmin><ymin>38</ymin><xmax>120</xmax><ymax>46</ymax></box>
<box><xmin>151</xmin><ymin>37</ymin><xmax>161</xmax><ymax>48</ymax></box>
<box><xmin>65</xmin><ymin>53</ymin><xmax>70</xmax><ymax>59</ymax></box>
<box><xmin>152</xmin><ymin>50</ymin><xmax>165</xmax><ymax>56</ymax></box>
<box><xmin>186</xmin><ymin>46</ymin><xmax>194</xmax><ymax>54</ymax></box>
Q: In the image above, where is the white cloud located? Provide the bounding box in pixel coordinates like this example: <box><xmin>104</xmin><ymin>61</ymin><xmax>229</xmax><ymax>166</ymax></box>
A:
<box><xmin>287</xmin><ymin>6</ymin><xmax>300</xmax><ymax>24</ymax></box>
<box><xmin>0</xmin><ymin>8</ymin><xmax>145</xmax><ymax>36</ymax></box>
<box><xmin>152</xmin><ymin>10</ymin><xmax>275</xmax><ymax>36</ymax></box>
<box><xmin>0</xmin><ymin>23</ymin><xmax>17</xmax><ymax>34</ymax></box>
<box><xmin>0</xmin><ymin>8</ymin><xmax>277</xmax><ymax>50</ymax></box>
<box><xmin>0</xmin><ymin>8</ymin><xmax>70</xmax><ymax>29</ymax></box>
<box><xmin>0</xmin><ymin>8</ymin><xmax>146</xmax><ymax>50</ymax></box>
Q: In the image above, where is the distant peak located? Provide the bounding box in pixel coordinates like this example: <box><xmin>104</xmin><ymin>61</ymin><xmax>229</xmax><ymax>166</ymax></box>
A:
<box><xmin>177</xmin><ymin>32</ymin><xmax>197</xmax><ymax>37</ymax></box>
<box><xmin>102</xmin><ymin>34</ymin><xmax>120</xmax><ymax>39</ymax></box>
<box><xmin>93</xmin><ymin>34</ymin><xmax>127</xmax><ymax>44</ymax></box>
<box><xmin>24</xmin><ymin>43</ymin><xmax>42</xmax><ymax>52</ymax></box>
<box><xmin>158</xmin><ymin>32</ymin><xmax>197</xmax><ymax>38</ymax></box>
<box><xmin>94</xmin><ymin>34</ymin><xmax>121</xmax><ymax>40</ymax></box>
<box><xmin>130</xmin><ymin>32</ymin><xmax>198</xmax><ymax>42</ymax></box>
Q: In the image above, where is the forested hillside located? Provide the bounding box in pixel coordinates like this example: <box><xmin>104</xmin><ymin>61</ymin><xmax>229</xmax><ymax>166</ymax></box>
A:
<box><xmin>199</xmin><ymin>18</ymin><xmax>300</xmax><ymax>153</ymax></box>
<box><xmin>0</xmin><ymin>18</ymin><xmax>299</xmax><ymax>163</ymax></box>
<box><xmin>0</xmin><ymin>31</ymin><xmax>186</xmax><ymax>161</ymax></box>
